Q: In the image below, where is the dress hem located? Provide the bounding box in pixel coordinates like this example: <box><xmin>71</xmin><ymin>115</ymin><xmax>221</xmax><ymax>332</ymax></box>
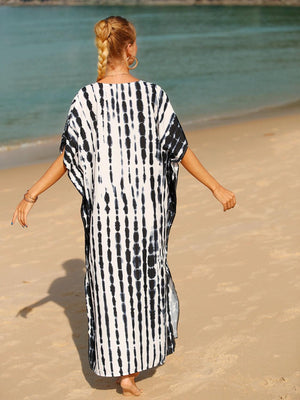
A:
<box><xmin>89</xmin><ymin>339</ymin><xmax>178</xmax><ymax>378</ymax></box>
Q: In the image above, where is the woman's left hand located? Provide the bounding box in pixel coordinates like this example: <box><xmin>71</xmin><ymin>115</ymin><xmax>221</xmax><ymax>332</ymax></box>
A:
<box><xmin>212</xmin><ymin>185</ymin><xmax>236</xmax><ymax>212</ymax></box>
<box><xmin>11</xmin><ymin>198</ymin><xmax>35</xmax><ymax>228</ymax></box>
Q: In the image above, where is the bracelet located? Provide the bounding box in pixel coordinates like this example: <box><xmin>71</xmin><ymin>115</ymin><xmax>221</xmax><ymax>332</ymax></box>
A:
<box><xmin>24</xmin><ymin>189</ymin><xmax>38</xmax><ymax>203</ymax></box>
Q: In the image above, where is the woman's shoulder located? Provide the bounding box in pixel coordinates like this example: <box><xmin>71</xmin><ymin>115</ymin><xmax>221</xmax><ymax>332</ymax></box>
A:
<box><xmin>139</xmin><ymin>81</ymin><xmax>170</xmax><ymax>105</ymax></box>
<box><xmin>140</xmin><ymin>80</ymin><xmax>166</xmax><ymax>93</ymax></box>
<box><xmin>73</xmin><ymin>80</ymin><xmax>168</xmax><ymax>103</ymax></box>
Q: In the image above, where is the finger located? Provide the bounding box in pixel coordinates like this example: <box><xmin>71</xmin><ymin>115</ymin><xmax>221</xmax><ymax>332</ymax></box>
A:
<box><xmin>225</xmin><ymin>198</ymin><xmax>230</xmax><ymax>210</ymax></box>
<box><xmin>13</xmin><ymin>204</ymin><xmax>22</xmax><ymax>224</ymax></box>
<box><xmin>225</xmin><ymin>200</ymin><xmax>231</xmax><ymax>211</ymax></box>
<box><xmin>18</xmin><ymin>209</ymin><xmax>25</xmax><ymax>228</ymax></box>
<box><xmin>24</xmin><ymin>211</ymin><xmax>28</xmax><ymax>226</ymax></box>
<box><xmin>23</xmin><ymin>214</ymin><xmax>28</xmax><ymax>228</ymax></box>
<box><xmin>20</xmin><ymin>213</ymin><xmax>24</xmax><ymax>227</ymax></box>
<box><xmin>21</xmin><ymin>209</ymin><xmax>26</xmax><ymax>227</ymax></box>
<box><xmin>17</xmin><ymin>209</ymin><xmax>21</xmax><ymax>226</ymax></box>
<box><xmin>228</xmin><ymin>199</ymin><xmax>234</xmax><ymax>209</ymax></box>
<box><xmin>12</xmin><ymin>209</ymin><xmax>18</xmax><ymax>225</ymax></box>
<box><xmin>21</xmin><ymin>208</ymin><xmax>26</xmax><ymax>226</ymax></box>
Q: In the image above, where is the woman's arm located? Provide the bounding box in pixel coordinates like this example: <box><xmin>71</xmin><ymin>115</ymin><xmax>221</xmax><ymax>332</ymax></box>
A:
<box><xmin>180</xmin><ymin>147</ymin><xmax>236</xmax><ymax>212</ymax></box>
<box><xmin>11</xmin><ymin>148</ymin><xmax>67</xmax><ymax>228</ymax></box>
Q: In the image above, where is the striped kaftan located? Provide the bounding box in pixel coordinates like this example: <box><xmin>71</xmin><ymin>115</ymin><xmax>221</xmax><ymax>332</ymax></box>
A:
<box><xmin>59</xmin><ymin>80</ymin><xmax>189</xmax><ymax>377</ymax></box>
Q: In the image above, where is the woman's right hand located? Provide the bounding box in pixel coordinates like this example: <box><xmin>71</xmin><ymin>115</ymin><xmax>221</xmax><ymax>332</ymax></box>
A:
<box><xmin>212</xmin><ymin>185</ymin><xmax>236</xmax><ymax>212</ymax></box>
<box><xmin>10</xmin><ymin>152</ymin><xmax>67</xmax><ymax>229</ymax></box>
<box><xmin>11</xmin><ymin>198</ymin><xmax>35</xmax><ymax>228</ymax></box>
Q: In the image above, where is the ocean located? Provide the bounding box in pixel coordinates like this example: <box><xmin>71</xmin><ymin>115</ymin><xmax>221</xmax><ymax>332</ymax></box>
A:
<box><xmin>0</xmin><ymin>5</ymin><xmax>300</xmax><ymax>167</ymax></box>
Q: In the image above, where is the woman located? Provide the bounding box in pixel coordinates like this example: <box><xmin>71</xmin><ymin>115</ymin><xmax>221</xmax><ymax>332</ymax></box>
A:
<box><xmin>11</xmin><ymin>16</ymin><xmax>236</xmax><ymax>397</ymax></box>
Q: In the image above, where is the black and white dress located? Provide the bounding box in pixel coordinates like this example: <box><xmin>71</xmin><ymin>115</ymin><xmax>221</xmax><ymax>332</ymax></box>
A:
<box><xmin>59</xmin><ymin>80</ymin><xmax>189</xmax><ymax>377</ymax></box>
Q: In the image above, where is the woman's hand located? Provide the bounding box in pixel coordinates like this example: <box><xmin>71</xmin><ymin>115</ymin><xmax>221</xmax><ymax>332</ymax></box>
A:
<box><xmin>212</xmin><ymin>185</ymin><xmax>236</xmax><ymax>212</ymax></box>
<box><xmin>10</xmin><ymin>151</ymin><xmax>67</xmax><ymax>229</ymax></box>
<box><xmin>180</xmin><ymin>148</ymin><xmax>237</xmax><ymax>212</ymax></box>
<box><xmin>11</xmin><ymin>198</ymin><xmax>35</xmax><ymax>228</ymax></box>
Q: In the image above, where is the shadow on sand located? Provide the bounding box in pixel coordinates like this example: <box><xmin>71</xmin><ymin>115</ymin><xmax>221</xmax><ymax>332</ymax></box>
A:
<box><xmin>16</xmin><ymin>259</ymin><xmax>156</xmax><ymax>394</ymax></box>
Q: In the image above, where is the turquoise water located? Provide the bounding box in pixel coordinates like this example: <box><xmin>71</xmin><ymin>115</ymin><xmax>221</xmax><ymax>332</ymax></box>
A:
<box><xmin>1</xmin><ymin>5</ymin><xmax>300</xmax><ymax>148</ymax></box>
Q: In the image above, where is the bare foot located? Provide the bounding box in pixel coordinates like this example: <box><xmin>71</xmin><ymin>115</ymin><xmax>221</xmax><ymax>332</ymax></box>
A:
<box><xmin>120</xmin><ymin>378</ymin><xmax>142</xmax><ymax>396</ymax></box>
<box><xmin>117</xmin><ymin>372</ymin><xmax>143</xmax><ymax>396</ymax></box>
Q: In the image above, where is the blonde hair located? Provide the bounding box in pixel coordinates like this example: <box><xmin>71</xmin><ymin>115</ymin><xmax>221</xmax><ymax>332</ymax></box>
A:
<box><xmin>94</xmin><ymin>16</ymin><xmax>136</xmax><ymax>82</ymax></box>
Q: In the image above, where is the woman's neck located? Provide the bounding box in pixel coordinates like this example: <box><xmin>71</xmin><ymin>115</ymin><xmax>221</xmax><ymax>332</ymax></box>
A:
<box><xmin>98</xmin><ymin>69</ymin><xmax>138</xmax><ymax>84</ymax></box>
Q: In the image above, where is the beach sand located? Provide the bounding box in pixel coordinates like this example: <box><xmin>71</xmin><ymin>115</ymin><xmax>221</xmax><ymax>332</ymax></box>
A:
<box><xmin>1</xmin><ymin>112</ymin><xmax>299</xmax><ymax>399</ymax></box>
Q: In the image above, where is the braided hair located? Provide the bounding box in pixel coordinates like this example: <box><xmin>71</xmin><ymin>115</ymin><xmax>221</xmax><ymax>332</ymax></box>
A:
<box><xmin>94</xmin><ymin>16</ymin><xmax>136</xmax><ymax>82</ymax></box>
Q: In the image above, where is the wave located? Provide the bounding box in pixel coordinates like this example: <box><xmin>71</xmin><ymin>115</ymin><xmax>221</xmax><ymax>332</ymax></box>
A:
<box><xmin>0</xmin><ymin>135</ymin><xmax>60</xmax><ymax>153</ymax></box>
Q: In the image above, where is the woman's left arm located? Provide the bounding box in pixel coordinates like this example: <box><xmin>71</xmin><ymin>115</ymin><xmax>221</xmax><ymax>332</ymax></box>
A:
<box><xmin>180</xmin><ymin>147</ymin><xmax>236</xmax><ymax>212</ymax></box>
<box><xmin>11</xmin><ymin>148</ymin><xmax>67</xmax><ymax>228</ymax></box>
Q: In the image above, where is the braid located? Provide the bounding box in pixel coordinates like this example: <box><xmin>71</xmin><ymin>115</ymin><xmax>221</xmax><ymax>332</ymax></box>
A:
<box><xmin>94</xmin><ymin>20</ymin><xmax>112</xmax><ymax>82</ymax></box>
<box><xmin>95</xmin><ymin>37</ymin><xmax>109</xmax><ymax>82</ymax></box>
<box><xmin>93</xmin><ymin>16</ymin><xmax>136</xmax><ymax>83</ymax></box>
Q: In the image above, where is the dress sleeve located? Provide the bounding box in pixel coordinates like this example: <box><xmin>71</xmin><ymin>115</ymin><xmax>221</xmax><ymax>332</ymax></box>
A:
<box><xmin>59</xmin><ymin>93</ymin><xmax>84</xmax><ymax>197</ymax></box>
<box><xmin>157</xmin><ymin>87</ymin><xmax>189</xmax><ymax>163</ymax></box>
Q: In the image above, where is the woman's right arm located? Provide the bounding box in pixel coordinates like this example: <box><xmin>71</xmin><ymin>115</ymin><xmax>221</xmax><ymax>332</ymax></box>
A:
<box><xmin>11</xmin><ymin>148</ymin><xmax>67</xmax><ymax>228</ymax></box>
<box><xmin>180</xmin><ymin>147</ymin><xmax>236</xmax><ymax>212</ymax></box>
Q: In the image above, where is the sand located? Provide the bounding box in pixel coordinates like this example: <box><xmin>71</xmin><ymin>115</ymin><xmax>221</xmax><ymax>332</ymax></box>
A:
<box><xmin>1</xmin><ymin>112</ymin><xmax>299</xmax><ymax>399</ymax></box>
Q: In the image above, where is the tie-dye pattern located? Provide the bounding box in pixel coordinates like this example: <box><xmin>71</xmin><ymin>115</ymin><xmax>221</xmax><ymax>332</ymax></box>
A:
<box><xmin>59</xmin><ymin>80</ymin><xmax>188</xmax><ymax>377</ymax></box>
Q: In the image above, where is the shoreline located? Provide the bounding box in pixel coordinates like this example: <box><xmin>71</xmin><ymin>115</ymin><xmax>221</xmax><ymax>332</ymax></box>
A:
<box><xmin>1</xmin><ymin>101</ymin><xmax>300</xmax><ymax>171</ymax></box>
